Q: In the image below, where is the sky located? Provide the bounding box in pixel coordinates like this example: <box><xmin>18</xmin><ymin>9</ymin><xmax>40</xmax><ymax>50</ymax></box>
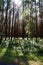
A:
<box><xmin>12</xmin><ymin>0</ymin><xmax>22</xmax><ymax>7</ymax></box>
<box><xmin>12</xmin><ymin>0</ymin><xmax>39</xmax><ymax>4</ymax></box>
<box><xmin>11</xmin><ymin>0</ymin><xmax>39</xmax><ymax>7</ymax></box>
<box><xmin>11</xmin><ymin>0</ymin><xmax>40</xmax><ymax>19</ymax></box>
<box><xmin>12</xmin><ymin>0</ymin><xmax>20</xmax><ymax>4</ymax></box>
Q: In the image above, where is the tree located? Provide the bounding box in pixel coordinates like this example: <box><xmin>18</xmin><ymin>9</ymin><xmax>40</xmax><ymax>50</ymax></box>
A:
<box><xmin>0</xmin><ymin>0</ymin><xmax>4</xmax><ymax>43</ymax></box>
<box><xmin>22</xmin><ymin>0</ymin><xmax>40</xmax><ymax>39</ymax></box>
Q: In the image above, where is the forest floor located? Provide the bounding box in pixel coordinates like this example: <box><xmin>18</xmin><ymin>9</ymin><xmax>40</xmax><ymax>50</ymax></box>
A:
<box><xmin>0</xmin><ymin>47</ymin><xmax>43</xmax><ymax>65</ymax></box>
<box><xmin>0</xmin><ymin>38</ymin><xmax>43</xmax><ymax>65</ymax></box>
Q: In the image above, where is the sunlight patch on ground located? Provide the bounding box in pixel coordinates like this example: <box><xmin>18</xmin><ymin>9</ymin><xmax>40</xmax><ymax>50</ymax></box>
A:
<box><xmin>28</xmin><ymin>60</ymin><xmax>43</xmax><ymax>65</ymax></box>
<box><xmin>0</xmin><ymin>48</ymin><xmax>7</xmax><ymax>58</ymax></box>
<box><xmin>18</xmin><ymin>51</ymin><xmax>23</xmax><ymax>56</ymax></box>
<box><xmin>11</xmin><ymin>49</ymin><xmax>23</xmax><ymax>56</ymax></box>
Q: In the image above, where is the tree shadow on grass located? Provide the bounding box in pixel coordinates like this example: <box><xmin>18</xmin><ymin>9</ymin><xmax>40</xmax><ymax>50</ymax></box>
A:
<box><xmin>1</xmin><ymin>45</ymin><xmax>29</xmax><ymax>65</ymax></box>
<box><xmin>1</xmin><ymin>51</ymin><xmax>29</xmax><ymax>65</ymax></box>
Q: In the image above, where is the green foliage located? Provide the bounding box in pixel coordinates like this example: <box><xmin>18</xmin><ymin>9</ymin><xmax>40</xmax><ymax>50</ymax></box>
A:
<box><xmin>14</xmin><ymin>41</ymin><xmax>20</xmax><ymax>47</ymax></box>
<box><xmin>8</xmin><ymin>40</ymin><xmax>13</xmax><ymax>49</ymax></box>
<box><xmin>0</xmin><ymin>38</ymin><xmax>43</xmax><ymax>63</ymax></box>
<box><xmin>0</xmin><ymin>38</ymin><xmax>43</xmax><ymax>53</ymax></box>
<box><xmin>22</xmin><ymin>0</ymin><xmax>37</xmax><ymax>37</ymax></box>
<box><xmin>0</xmin><ymin>41</ymin><xmax>6</xmax><ymax>48</ymax></box>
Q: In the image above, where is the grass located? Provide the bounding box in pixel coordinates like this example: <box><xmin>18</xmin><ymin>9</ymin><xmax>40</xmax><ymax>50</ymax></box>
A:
<box><xmin>0</xmin><ymin>47</ymin><xmax>43</xmax><ymax>65</ymax></box>
<box><xmin>0</xmin><ymin>38</ymin><xmax>43</xmax><ymax>65</ymax></box>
